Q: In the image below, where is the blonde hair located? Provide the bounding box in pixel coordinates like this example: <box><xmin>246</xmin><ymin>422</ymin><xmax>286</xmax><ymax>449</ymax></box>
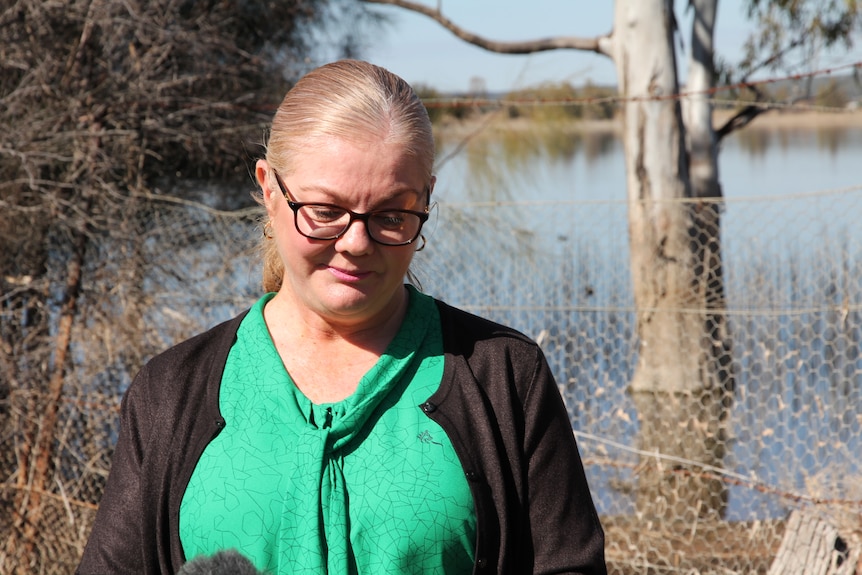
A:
<box><xmin>257</xmin><ymin>59</ymin><xmax>435</xmax><ymax>292</ymax></box>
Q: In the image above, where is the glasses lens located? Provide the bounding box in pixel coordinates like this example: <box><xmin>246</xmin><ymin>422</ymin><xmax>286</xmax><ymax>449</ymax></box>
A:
<box><xmin>296</xmin><ymin>205</ymin><xmax>350</xmax><ymax>239</ymax></box>
<box><xmin>368</xmin><ymin>212</ymin><xmax>423</xmax><ymax>245</ymax></box>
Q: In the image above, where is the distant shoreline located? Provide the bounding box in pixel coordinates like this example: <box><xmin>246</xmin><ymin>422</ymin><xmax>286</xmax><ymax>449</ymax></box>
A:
<box><xmin>436</xmin><ymin>108</ymin><xmax>862</xmax><ymax>138</ymax></box>
<box><xmin>712</xmin><ymin>108</ymin><xmax>862</xmax><ymax>130</ymax></box>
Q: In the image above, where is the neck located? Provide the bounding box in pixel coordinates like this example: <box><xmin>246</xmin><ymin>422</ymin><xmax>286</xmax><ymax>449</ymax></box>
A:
<box><xmin>265</xmin><ymin>286</ymin><xmax>409</xmax><ymax>351</ymax></box>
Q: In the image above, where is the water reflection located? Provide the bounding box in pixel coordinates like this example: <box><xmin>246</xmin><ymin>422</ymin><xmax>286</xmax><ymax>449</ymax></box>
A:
<box><xmin>435</xmin><ymin>123</ymin><xmax>619</xmax><ymax>203</ymax></box>
<box><xmin>815</xmin><ymin>126</ymin><xmax>851</xmax><ymax>154</ymax></box>
<box><xmin>734</xmin><ymin>124</ymin><xmax>859</xmax><ymax>158</ymax></box>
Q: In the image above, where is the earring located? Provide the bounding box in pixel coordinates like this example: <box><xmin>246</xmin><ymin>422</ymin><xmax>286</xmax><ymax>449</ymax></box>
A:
<box><xmin>415</xmin><ymin>235</ymin><xmax>426</xmax><ymax>252</ymax></box>
<box><xmin>263</xmin><ymin>221</ymin><xmax>274</xmax><ymax>239</ymax></box>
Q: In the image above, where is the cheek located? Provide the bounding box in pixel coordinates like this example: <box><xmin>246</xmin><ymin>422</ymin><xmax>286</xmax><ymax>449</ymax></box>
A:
<box><xmin>387</xmin><ymin>246</ymin><xmax>417</xmax><ymax>271</ymax></box>
<box><xmin>276</xmin><ymin>228</ymin><xmax>319</xmax><ymax>265</ymax></box>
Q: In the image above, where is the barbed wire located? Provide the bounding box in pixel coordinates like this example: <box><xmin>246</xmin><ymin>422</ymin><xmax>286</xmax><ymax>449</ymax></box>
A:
<box><xmin>575</xmin><ymin>431</ymin><xmax>862</xmax><ymax>508</ymax></box>
<box><xmin>420</xmin><ymin>61</ymin><xmax>862</xmax><ymax>109</ymax></box>
<box><xmin>131</xmin><ymin>181</ymin><xmax>862</xmax><ymax>217</ymax></box>
<box><xmin>441</xmin><ymin>184</ymin><xmax>862</xmax><ymax>208</ymax></box>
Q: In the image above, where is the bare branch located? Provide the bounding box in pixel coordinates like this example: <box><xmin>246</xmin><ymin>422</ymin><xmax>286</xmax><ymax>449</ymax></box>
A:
<box><xmin>716</xmin><ymin>35</ymin><xmax>811</xmax><ymax>142</ymax></box>
<box><xmin>363</xmin><ymin>0</ymin><xmax>609</xmax><ymax>55</ymax></box>
<box><xmin>739</xmin><ymin>36</ymin><xmax>806</xmax><ymax>86</ymax></box>
<box><xmin>715</xmin><ymin>104</ymin><xmax>767</xmax><ymax>141</ymax></box>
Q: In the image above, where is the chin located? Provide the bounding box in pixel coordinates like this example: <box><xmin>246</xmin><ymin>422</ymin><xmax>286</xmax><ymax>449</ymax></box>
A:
<box><xmin>318</xmin><ymin>283</ymin><xmax>402</xmax><ymax>320</ymax></box>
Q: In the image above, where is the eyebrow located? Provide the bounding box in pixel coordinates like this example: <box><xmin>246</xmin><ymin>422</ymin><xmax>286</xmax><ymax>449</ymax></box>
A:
<box><xmin>292</xmin><ymin>184</ymin><xmax>427</xmax><ymax>208</ymax></box>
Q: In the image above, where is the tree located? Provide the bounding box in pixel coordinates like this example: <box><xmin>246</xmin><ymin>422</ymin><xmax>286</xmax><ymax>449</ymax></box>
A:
<box><xmin>0</xmin><ymin>0</ymin><xmax>372</xmax><ymax>571</ymax></box>
<box><xmin>717</xmin><ymin>0</ymin><xmax>861</xmax><ymax>133</ymax></box>
<box><xmin>360</xmin><ymin>0</ymin><xmax>861</xmax><ymax>521</ymax></box>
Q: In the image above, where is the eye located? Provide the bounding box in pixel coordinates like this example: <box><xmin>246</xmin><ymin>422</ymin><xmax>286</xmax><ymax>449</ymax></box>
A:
<box><xmin>372</xmin><ymin>211</ymin><xmax>407</xmax><ymax>229</ymax></box>
<box><xmin>307</xmin><ymin>205</ymin><xmax>346</xmax><ymax>223</ymax></box>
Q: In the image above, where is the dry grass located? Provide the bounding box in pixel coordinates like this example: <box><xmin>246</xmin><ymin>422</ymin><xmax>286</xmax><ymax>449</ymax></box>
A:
<box><xmin>713</xmin><ymin>108</ymin><xmax>862</xmax><ymax>130</ymax></box>
<box><xmin>603</xmin><ymin>516</ymin><xmax>786</xmax><ymax>575</ymax></box>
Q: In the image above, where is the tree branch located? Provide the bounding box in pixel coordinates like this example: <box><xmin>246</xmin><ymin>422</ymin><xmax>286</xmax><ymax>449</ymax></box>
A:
<box><xmin>364</xmin><ymin>0</ymin><xmax>609</xmax><ymax>55</ymax></box>
<box><xmin>716</xmin><ymin>89</ymin><xmax>816</xmax><ymax>141</ymax></box>
<box><xmin>715</xmin><ymin>105</ymin><xmax>767</xmax><ymax>141</ymax></box>
<box><xmin>716</xmin><ymin>36</ymin><xmax>809</xmax><ymax>142</ymax></box>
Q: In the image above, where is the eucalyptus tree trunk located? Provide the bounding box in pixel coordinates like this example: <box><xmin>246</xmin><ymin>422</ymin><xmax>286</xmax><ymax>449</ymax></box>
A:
<box><xmin>684</xmin><ymin>0</ymin><xmax>735</xmax><ymax>516</ymax></box>
<box><xmin>611</xmin><ymin>0</ymin><xmax>730</xmax><ymax>520</ymax></box>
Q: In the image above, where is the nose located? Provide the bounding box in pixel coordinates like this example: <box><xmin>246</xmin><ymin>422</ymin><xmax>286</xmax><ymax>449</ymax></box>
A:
<box><xmin>334</xmin><ymin>217</ymin><xmax>374</xmax><ymax>255</ymax></box>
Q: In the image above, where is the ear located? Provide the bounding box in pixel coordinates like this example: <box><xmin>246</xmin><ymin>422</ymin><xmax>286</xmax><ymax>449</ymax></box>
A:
<box><xmin>256</xmin><ymin>159</ymin><xmax>279</xmax><ymax>217</ymax></box>
<box><xmin>428</xmin><ymin>175</ymin><xmax>436</xmax><ymax>200</ymax></box>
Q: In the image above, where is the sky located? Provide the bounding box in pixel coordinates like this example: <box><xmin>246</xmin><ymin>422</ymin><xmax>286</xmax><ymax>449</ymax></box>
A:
<box><xmin>361</xmin><ymin>0</ymin><xmax>860</xmax><ymax>93</ymax></box>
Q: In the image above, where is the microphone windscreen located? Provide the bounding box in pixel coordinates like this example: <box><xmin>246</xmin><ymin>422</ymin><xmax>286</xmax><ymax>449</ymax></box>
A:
<box><xmin>176</xmin><ymin>549</ymin><xmax>264</xmax><ymax>575</ymax></box>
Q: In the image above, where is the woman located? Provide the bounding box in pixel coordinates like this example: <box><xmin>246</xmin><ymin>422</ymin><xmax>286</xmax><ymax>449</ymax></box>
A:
<box><xmin>78</xmin><ymin>60</ymin><xmax>606</xmax><ymax>575</ymax></box>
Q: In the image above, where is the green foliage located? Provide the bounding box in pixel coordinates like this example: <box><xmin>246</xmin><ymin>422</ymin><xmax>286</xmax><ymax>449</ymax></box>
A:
<box><xmin>740</xmin><ymin>0</ymin><xmax>861</xmax><ymax>77</ymax></box>
<box><xmin>579</xmin><ymin>82</ymin><xmax>618</xmax><ymax>120</ymax></box>
<box><xmin>504</xmin><ymin>81</ymin><xmax>617</xmax><ymax>124</ymax></box>
<box><xmin>505</xmin><ymin>82</ymin><xmax>581</xmax><ymax>123</ymax></box>
<box><xmin>415</xmin><ymin>84</ymin><xmax>480</xmax><ymax>123</ymax></box>
<box><xmin>414</xmin><ymin>83</ymin><xmax>446</xmax><ymax>123</ymax></box>
<box><xmin>715</xmin><ymin>1</ymin><xmax>860</xmax><ymax>109</ymax></box>
<box><xmin>415</xmin><ymin>81</ymin><xmax>618</xmax><ymax>126</ymax></box>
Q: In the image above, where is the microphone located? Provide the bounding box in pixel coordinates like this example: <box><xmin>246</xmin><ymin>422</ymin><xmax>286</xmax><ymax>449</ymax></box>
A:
<box><xmin>176</xmin><ymin>549</ymin><xmax>264</xmax><ymax>575</ymax></box>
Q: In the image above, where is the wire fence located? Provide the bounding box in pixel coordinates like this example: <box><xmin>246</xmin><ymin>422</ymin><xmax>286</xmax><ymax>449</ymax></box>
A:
<box><xmin>421</xmin><ymin>60</ymin><xmax>862</xmax><ymax>111</ymax></box>
<box><xmin>2</xmin><ymin>128</ymin><xmax>862</xmax><ymax>573</ymax></box>
<box><xmin>420</xmin><ymin>182</ymin><xmax>862</xmax><ymax>573</ymax></box>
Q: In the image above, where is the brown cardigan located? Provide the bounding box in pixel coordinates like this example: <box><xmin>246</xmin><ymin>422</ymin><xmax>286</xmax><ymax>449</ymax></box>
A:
<box><xmin>78</xmin><ymin>297</ymin><xmax>606</xmax><ymax>575</ymax></box>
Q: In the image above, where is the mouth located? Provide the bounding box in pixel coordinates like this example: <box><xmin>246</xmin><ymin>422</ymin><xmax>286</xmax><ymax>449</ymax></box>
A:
<box><xmin>328</xmin><ymin>266</ymin><xmax>372</xmax><ymax>282</ymax></box>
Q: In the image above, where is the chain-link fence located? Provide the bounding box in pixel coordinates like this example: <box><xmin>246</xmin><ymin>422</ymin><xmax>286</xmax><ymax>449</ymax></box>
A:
<box><xmin>420</xmin><ymin>184</ymin><xmax>862</xmax><ymax>573</ymax></box>
<box><xmin>2</xmin><ymin>178</ymin><xmax>861</xmax><ymax>573</ymax></box>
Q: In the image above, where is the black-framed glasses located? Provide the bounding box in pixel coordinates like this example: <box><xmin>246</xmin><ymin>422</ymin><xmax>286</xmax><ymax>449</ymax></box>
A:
<box><xmin>273</xmin><ymin>170</ymin><xmax>430</xmax><ymax>246</ymax></box>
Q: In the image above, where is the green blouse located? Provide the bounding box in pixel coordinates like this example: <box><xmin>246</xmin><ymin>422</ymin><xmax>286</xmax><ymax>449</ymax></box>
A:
<box><xmin>179</xmin><ymin>287</ymin><xmax>475</xmax><ymax>574</ymax></box>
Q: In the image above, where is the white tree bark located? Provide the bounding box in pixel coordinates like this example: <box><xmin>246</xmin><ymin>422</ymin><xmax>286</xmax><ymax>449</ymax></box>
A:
<box><xmin>610</xmin><ymin>0</ymin><xmax>729</xmax><ymax>519</ymax></box>
<box><xmin>611</xmin><ymin>0</ymin><xmax>700</xmax><ymax>395</ymax></box>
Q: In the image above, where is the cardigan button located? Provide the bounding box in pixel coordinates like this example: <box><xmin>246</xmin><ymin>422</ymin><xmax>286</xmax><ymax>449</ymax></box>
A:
<box><xmin>476</xmin><ymin>557</ymin><xmax>487</xmax><ymax>569</ymax></box>
<box><xmin>421</xmin><ymin>401</ymin><xmax>437</xmax><ymax>413</ymax></box>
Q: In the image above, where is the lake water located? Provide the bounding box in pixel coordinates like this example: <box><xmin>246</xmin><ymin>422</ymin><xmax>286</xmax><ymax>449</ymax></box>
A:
<box><xmin>412</xmin><ymin>120</ymin><xmax>862</xmax><ymax>520</ymax></box>
<box><xmin>432</xmin><ymin>122</ymin><xmax>862</xmax><ymax>203</ymax></box>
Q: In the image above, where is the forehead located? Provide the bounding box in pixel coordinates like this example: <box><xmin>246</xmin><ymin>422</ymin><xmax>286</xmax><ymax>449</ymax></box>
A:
<box><xmin>287</xmin><ymin>136</ymin><xmax>427</xmax><ymax>201</ymax></box>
